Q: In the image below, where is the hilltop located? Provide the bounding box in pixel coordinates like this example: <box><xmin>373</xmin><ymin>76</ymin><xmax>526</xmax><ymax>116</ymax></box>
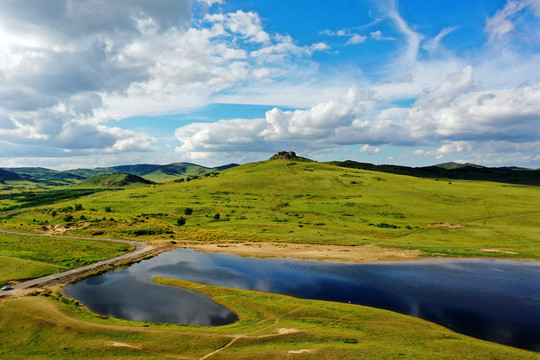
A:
<box><xmin>76</xmin><ymin>173</ymin><xmax>154</xmax><ymax>188</ymax></box>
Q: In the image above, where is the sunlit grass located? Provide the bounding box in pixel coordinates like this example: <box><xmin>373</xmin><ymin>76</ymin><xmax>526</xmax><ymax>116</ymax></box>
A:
<box><xmin>2</xmin><ymin>159</ymin><xmax>539</xmax><ymax>260</ymax></box>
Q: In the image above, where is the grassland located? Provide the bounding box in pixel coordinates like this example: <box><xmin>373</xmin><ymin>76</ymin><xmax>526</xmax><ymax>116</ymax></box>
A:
<box><xmin>0</xmin><ymin>233</ymin><xmax>131</xmax><ymax>285</ymax></box>
<box><xmin>0</xmin><ymin>279</ymin><xmax>536</xmax><ymax>359</ymax></box>
<box><xmin>2</xmin><ymin>159</ymin><xmax>538</xmax><ymax>261</ymax></box>
<box><xmin>0</xmin><ymin>159</ymin><xmax>538</xmax><ymax>358</ymax></box>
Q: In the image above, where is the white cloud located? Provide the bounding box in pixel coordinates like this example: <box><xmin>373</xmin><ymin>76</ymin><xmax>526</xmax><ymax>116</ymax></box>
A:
<box><xmin>176</xmin><ymin>64</ymin><xmax>540</xmax><ymax>166</ymax></box>
<box><xmin>485</xmin><ymin>0</ymin><xmax>536</xmax><ymax>43</ymax></box>
<box><xmin>197</xmin><ymin>0</ymin><xmax>223</xmax><ymax>7</ymax></box>
<box><xmin>407</xmin><ymin>67</ymin><xmax>540</xmax><ymax>140</ymax></box>
<box><xmin>360</xmin><ymin>144</ymin><xmax>381</xmax><ymax>155</ymax></box>
<box><xmin>423</xmin><ymin>27</ymin><xmax>457</xmax><ymax>53</ymax></box>
<box><xmin>346</xmin><ymin>34</ymin><xmax>367</xmax><ymax>45</ymax></box>
<box><xmin>414</xmin><ymin>141</ymin><xmax>476</xmax><ymax>159</ymax></box>
<box><xmin>370</xmin><ymin>30</ymin><xmax>394</xmax><ymax>41</ymax></box>
<box><xmin>175</xmin><ymin>86</ymin><xmax>375</xmax><ymax>158</ymax></box>
<box><xmin>310</xmin><ymin>42</ymin><xmax>330</xmax><ymax>52</ymax></box>
<box><xmin>0</xmin><ymin>1</ymin><xmax>326</xmax><ymax>163</ymax></box>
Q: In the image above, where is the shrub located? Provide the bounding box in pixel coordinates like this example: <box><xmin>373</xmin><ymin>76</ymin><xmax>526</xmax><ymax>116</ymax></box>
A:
<box><xmin>184</xmin><ymin>207</ymin><xmax>193</xmax><ymax>215</ymax></box>
<box><xmin>50</xmin><ymin>210</ymin><xmax>57</xmax><ymax>217</ymax></box>
<box><xmin>104</xmin><ymin>206</ymin><xmax>112</xmax><ymax>213</ymax></box>
<box><xmin>213</xmin><ymin>213</ymin><xmax>220</xmax><ymax>220</ymax></box>
<box><xmin>74</xmin><ymin>203</ymin><xmax>83</xmax><ymax>211</ymax></box>
<box><xmin>63</xmin><ymin>214</ymin><xmax>74</xmax><ymax>222</ymax></box>
<box><xmin>176</xmin><ymin>217</ymin><xmax>186</xmax><ymax>226</ymax></box>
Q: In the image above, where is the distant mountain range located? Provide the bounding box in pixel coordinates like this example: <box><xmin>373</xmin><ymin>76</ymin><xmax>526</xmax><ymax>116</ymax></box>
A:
<box><xmin>0</xmin><ymin>162</ymin><xmax>239</xmax><ymax>185</ymax></box>
<box><xmin>2</xmin><ymin>158</ymin><xmax>539</xmax><ymax>186</ymax></box>
<box><xmin>326</xmin><ymin>161</ymin><xmax>540</xmax><ymax>186</ymax></box>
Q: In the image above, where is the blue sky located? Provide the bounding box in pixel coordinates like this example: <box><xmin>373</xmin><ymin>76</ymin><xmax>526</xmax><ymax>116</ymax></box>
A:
<box><xmin>0</xmin><ymin>0</ymin><xmax>539</xmax><ymax>169</ymax></box>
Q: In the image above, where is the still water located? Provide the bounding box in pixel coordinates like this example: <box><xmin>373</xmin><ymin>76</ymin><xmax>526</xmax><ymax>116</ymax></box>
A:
<box><xmin>64</xmin><ymin>248</ymin><xmax>540</xmax><ymax>350</ymax></box>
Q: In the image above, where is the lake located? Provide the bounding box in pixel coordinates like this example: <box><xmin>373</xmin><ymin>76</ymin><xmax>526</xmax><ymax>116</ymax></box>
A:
<box><xmin>64</xmin><ymin>248</ymin><xmax>540</xmax><ymax>351</ymax></box>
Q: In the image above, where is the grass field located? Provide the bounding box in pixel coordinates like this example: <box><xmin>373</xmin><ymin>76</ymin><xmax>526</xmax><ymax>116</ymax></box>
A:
<box><xmin>0</xmin><ymin>279</ymin><xmax>536</xmax><ymax>359</ymax></box>
<box><xmin>0</xmin><ymin>233</ymin><xmax>132</xmax><ymax>285</ymax></box>
<box><xmin>3</xmin><ymin>159</ymin><xmax>538</xmax><ymax>260</ymax></box>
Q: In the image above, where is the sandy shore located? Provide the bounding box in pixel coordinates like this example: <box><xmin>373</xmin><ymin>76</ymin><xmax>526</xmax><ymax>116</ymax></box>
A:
<box><xmin>184</xmin><ymin>242</ymin><xmax>422</xmax><ymax>263</ymax></box>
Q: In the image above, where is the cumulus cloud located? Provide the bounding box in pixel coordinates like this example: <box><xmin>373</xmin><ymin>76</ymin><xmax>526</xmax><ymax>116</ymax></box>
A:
<box><xmin>176</xmin><ymin>65</ymin><xmax>540</xmax><ymax>165</ymax></box>
<box><xmin>176</xmin><ymin>87</ymin><xmax>375</xmax><ymax>156</ymax></box>
<box><xmin>346</xmin><ymin>34</ymin><xmax>367</xmax><ymax>45</ymax></box>
<box><xmin>360</xmin><ymin>144</ymin><xmax>381</xmax><ymax>155</ymax></box>
<box><xmin>0</xmin><ymin>0</ymin><xmax>325</xmax><ymax>163</ymax></box>
<box><xmin>407</xmin><ymin>66</ymin><xmax>540</xmax><ymax>141</ymax></box>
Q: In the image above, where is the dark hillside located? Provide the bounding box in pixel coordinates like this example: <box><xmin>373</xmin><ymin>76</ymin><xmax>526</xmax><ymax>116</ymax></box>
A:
<box><xmin>0</xmin><ymin>169</ymin><xmax>24</xmax><ymax>183</ymax></box>
<box><xmin>327</xmin><ymin>160</ymin><xmax>540</xmax><ymax>186</ymax></box>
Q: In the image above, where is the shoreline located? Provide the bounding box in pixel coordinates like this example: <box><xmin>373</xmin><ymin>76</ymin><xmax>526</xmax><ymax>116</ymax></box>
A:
<box><xmin>181</xmin><ymin>241</ymin><xmax>423</xmax><ymax>263</ymax></box>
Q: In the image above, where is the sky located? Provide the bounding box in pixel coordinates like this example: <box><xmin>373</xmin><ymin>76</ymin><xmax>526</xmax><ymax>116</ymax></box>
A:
<box><xmin>0</xmin><ymin>0</ymin><xmax>539</xmax><ymax>169</ymax></box>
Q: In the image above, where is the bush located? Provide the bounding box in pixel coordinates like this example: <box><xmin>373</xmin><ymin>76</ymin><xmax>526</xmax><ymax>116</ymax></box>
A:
<box><xmin>184</xmin><ymin>207</ymin><xmax>193</xmax><ymax>215</ymax></box>
<box><xmin>74</xmin><ymin>203</ymin><xmax>83</xmax><ymax>211</ymax></box>
<box><xmin>176</xmin><ymin>217</ymin><xmax>186</xmax><ymax>226</ymax></box>
<box><xmin>213</xmin><ymin>213</ymin><xmax>220</xmax><ymax>220</ymax></box>
<box><xmin>104</xmin><ymin>206</ymin><xmax>112</xmax><ymax>213</ymax></box>
<box><xmin>63</xmin><ymin>214</ymin><xmax>74</xmax><ymax>222</ymax></box>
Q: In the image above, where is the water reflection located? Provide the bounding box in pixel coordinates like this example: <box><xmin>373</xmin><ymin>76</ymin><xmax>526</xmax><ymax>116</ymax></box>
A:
<box><xmin>65</xmin><ymin>249</ymin><xmax>540</xmax><ymax>350</ymax></box>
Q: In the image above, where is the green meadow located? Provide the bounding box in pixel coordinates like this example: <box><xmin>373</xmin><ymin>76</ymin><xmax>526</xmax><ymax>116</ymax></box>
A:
<box><xmin>0</xmin><ymin>233</ymin><xmax>131</xmax><ymax>285</ymax></box>
<box><xmin>0</xmin><ymin>279</ymin><xmax>537</xmax><ymax>359</ymax></box>
<box><xmin>2</xmin><ymin>159</ymin><xmax>539</xmax><ymax>260</ymax></box>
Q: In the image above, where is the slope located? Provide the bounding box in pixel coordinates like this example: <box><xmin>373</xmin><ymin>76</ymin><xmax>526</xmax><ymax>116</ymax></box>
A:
<box><xmin>4</xmin><ymin>157</ymin><xmax>540</xmax><ymax>260</ymax></box>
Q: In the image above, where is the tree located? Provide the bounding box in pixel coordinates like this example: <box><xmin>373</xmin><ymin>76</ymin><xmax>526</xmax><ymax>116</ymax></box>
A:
<box><xmin>176</xmin><ymin>217</ymin><xmax>186</xmax><ymax>226</ymax></box>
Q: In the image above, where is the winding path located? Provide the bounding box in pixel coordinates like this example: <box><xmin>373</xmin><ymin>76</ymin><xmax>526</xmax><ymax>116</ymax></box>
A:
<box><xmin>0</xmin><ymin>209</ymin><xmax>152</xmax><ymax>291</ymax></box>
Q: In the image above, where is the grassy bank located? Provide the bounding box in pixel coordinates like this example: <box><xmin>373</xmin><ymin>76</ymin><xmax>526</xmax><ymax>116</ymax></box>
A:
<box><xmin>0</xmin><ymin>233</ymin><xmax>132</xmax><ymax>285</ymax></box>
<box><xmin>0</xmin><ymin>279</ymin><xmax>536</xmax><ymax>359</ymax></box>
<box><xmin>3</xmin><ymin>159</ymin><xmax>539</xmax><ymax>261</ymax></box>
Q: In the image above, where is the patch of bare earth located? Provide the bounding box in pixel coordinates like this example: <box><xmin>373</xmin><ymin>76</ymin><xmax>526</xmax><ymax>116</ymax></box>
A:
<box><xmin>109</xmin><ymin>342</ymin><xmax>140</xmax><ymax>349</ymax></box>
<box><xmin>288</xmin><ymin>349</ymin><xmax>315</xmax><ymax>354</ymax></box>
<box><xmin>427</xmin><ymin>222</ymin><xmax>463</xmax><ymax>228</ymax></box>
<box><xmin>276</xmin><ymin>328</ymin><xmax>300</xmax><ymax>335</ymax></box>
<box><xmin>186</xmin><ymin>242</ymin><xmax>422</xmax><ymax>263</ymax></box>
<box><xmin>40</xmin><ymin>222</ymin><xmax>90</xmax><ymax>234</ymax></box>
<box><xmin>481</xmin><ymin>248</ymin><xmax>518</xmax><ymax>255</ymax></box>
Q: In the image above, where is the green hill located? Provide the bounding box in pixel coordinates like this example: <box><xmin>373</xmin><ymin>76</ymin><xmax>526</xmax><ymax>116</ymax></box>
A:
<box><xmin>4</xmin><ymin>162</ymin><xmax>223</xmax><ymax>184</ymax></box>
<box><xmin>10</xmin><ymin>154</ymin><xmax>538</xmax><ymax>261</ymax></box>
<box><xmin>76</xmin><ymin>173</ymin><xmax>154</xmax><ymax>188</ymax></box>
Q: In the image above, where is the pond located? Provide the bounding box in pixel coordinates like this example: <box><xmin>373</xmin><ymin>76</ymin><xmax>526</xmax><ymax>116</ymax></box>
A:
<box><xmin>64</xmin><ymin>248</ymin><xmax>540</xmax><ymax>351</ymax></box>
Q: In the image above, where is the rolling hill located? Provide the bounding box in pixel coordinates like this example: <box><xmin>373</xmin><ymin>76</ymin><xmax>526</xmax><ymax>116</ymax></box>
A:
<box><xmin>76</xmin><ymin>173</ymin><xmax>154</xmax><ymax>188</ymax></box>
<box><xmin>8</xmin><ymin>154</ymin><xmax>539</xmax><ymax>261</ymax></box>
<box><xmin>2</xmin><ymin>162</ymin><xmax>237</xmax><ymax>184</ymax></box>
